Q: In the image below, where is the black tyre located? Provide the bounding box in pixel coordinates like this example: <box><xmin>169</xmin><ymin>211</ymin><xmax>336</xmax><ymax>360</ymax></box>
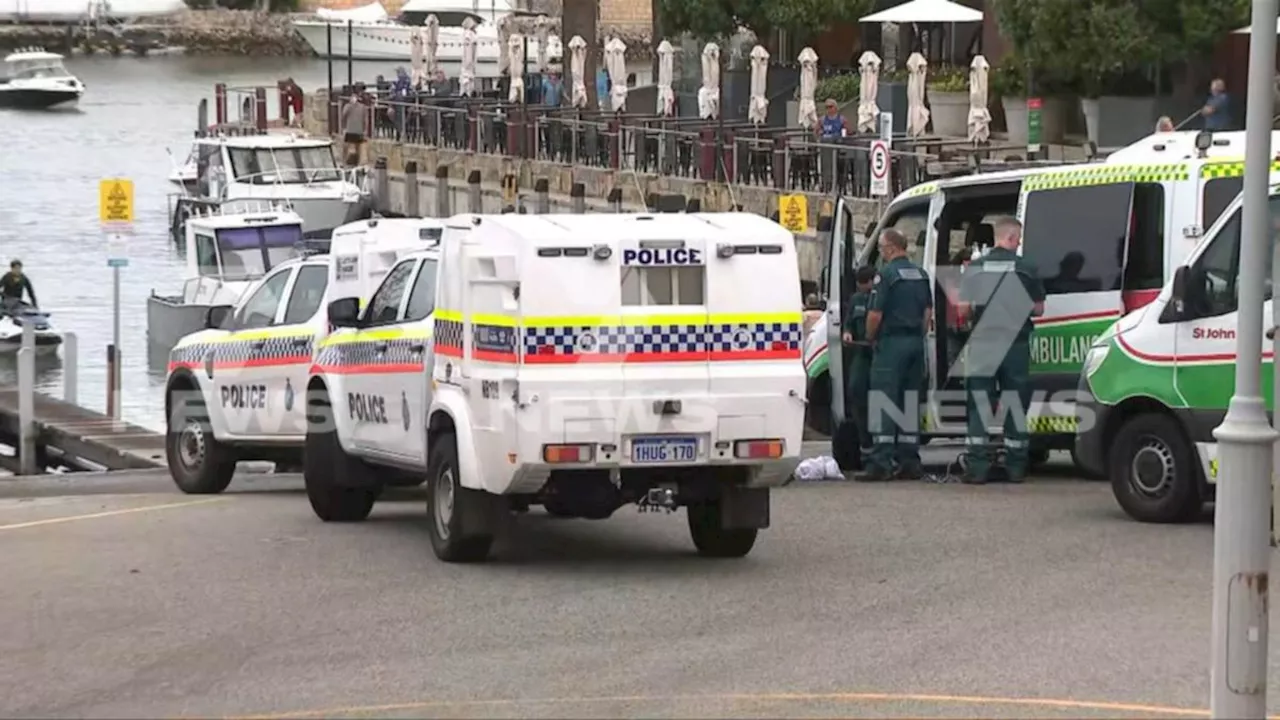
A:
<box><xmin>1109</xmin><ymin>413</ymin><xmax>1202</xmax><ymax>523</ymax></box>
<box><xmin>1029</xmin><ymin>447</ymin><xmax>1052</xmax><ymax>470</ymax></box>
<box><xmin>166</xmin><ymin>390</ymin><xmax>235</xmax><ymax>494</ymax></box>
<box><xmin>426</xmin><ymin>432</ymin><xmax>494</xmax><ymax>563</ymax></box>
<box><xmin>687</xmin><ymin>503</ymin><xmax>758</xmax><ymax>558</ymax></box>
<box><xmin>304</xmin><ymin>392</ymin><xmax>378</xmax><ymax>522</ymax></box>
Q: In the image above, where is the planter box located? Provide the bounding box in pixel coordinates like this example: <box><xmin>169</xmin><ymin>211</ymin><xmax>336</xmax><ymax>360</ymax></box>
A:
<box><xmin>1001</xmin><ymin>96</ymin><xmax>1067</xmax><ymax>146</ymax></box>
<box><xmin>928</xmin><ymin>89</ymin><xmax>969</xmax><ymax>137</ymax></box>
<box><xmin>1082</xmin><ymin>96</ymin><xmax>1161</xmax><ymax>147</ymax></box>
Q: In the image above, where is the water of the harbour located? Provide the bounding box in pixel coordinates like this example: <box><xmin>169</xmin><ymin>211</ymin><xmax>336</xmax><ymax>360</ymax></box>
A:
<box><xmin>0</xmin><ymin>54</ymin><xmax>425</xmax><ymax>431</ymax></box>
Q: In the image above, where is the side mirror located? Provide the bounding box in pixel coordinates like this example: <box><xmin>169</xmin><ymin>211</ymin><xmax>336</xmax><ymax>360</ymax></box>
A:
<box><xmin>864</xmin><ymin>220</ymin><xmax>877</xmax><ymax>241</ymax></box>
<box><xmin>1161</xmin><ymin>265</ymin><xmax>1189</xmax><ymax>323</ymax></box>
<box><xmin>327</xmin><ymin>297</ymin><xmax>362</xmax><ymax>328</ymax></box>
<box><xmin>205</xmin><ymin>305</ymin><xmax>233</xmax><ymax>329</ymax></box>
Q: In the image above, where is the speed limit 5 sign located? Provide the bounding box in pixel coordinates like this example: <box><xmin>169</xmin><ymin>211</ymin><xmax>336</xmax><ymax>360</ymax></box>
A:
<box><xmin>869</xmin><ymin>139</ymin><xmax>890</xmax><ymax>197</ymax></box>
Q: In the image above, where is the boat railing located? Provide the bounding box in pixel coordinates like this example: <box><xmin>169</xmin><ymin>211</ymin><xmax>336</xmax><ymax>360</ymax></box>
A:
<box><xmin>168</xmin><ymin>193</ymin><xmax>294</xmax><ymax>217</ymax></box>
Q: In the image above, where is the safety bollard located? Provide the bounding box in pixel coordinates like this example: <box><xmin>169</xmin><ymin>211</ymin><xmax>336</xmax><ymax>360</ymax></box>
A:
<box><xmin>405</xmin><ymin>161</ymin><xmax>420</xmax><ymax>217</ymax></box>
<box><xmin>534</xmin><ymin>178</ymin><xmax>550</xmax><ymax>214</ymax></box>
<box><xmin>434</xmin><ymin>164</ymin><xmax>450</xmax><ymax>218</ymax></box>
<box><xmin>373</xmin><ymin>157</ymin><xmax>389</xmax><ymax>215</ymax></box>
<box><xmin>63</xmin><ymin>331</ymin><xmax>77</xmax><ymax>406</ymax></box>
<box><xmin>467</xmin><ymin>170</ymin><xmax>483</xmax><ymax>213</ymax></box>
<box><xmin>570</xmin><ymin>182</ymin><xmax>586</xmax><ymax>214</ymax></box>
<box><xmin>17</xmin><ymin>346</ymin><xmax>34</xmax><ymax>475</ymax></box>
<box><xmin>607</xmin><ymin>187</ymin><xmax>623</xmax><ymax>213</ymax></box>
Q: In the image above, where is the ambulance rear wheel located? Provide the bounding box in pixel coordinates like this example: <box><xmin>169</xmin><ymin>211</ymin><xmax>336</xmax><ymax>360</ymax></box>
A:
<box><xmin>304</xmin><ymin>393</ymin><xmax>378</xmax><ymax>522</ymax></box>
<box><xmin>426</xmin><ymin>432</ymin><xmax>494</xmax><ymax>563</ymax></box>
<box><xmin>1109</xmin><ymin>413</ymin><xmax>1202</xmax><ymax>524</ymax></box>
<box><xmin>166</xmin><ymin>391</ymin><xmax>235</xmax><ymax>495</ymax></box>
<box><xmin>687</xmin><ymin>503</ymin><xmax>758</xmax><ymax>558</ymax></box>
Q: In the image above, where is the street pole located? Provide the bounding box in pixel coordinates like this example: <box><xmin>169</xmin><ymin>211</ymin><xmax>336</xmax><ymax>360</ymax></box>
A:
<box><xmin>112</xmin><ymin>263</ymin><xmax>121</xmax><ymax>420</ymax></box>
<box><xmin>1211</xmin><ymin>0</ymin><xmax>1278</xmax><ymax>716</ymax></box>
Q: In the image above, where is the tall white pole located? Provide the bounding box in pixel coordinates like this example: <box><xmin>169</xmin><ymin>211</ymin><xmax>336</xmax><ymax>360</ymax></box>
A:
<box><xmin>1211</xmin><ymin>0</ymin><xmax>1279</xmax><ymax>716</ymax></box>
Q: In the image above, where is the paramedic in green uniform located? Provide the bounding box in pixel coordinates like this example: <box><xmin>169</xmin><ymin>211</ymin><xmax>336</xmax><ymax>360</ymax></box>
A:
<box><xmin>859</xmin><ymin>229</ymin><xmax>932</xmax><ymax>482</ymax></box>
<box><xmin>957</xmin><ymin>216</ymin><xmax>1045</xmax><ymax>484</ymax></box>
<box><xmin>840</xmin><ymin>265</ymin><xmax>879</xmax><ymax>464</ymax></box>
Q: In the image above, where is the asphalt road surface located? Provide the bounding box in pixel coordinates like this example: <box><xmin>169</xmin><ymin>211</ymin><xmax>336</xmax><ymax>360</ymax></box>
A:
<box><xmin>0</xmin><ymin>443</ymin><xmax>1275</xmax><ymax>718</ymax></box>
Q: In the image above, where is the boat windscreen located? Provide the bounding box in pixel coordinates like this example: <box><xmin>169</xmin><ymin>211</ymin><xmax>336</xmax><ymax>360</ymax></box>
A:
<box><xmin>216</xmin><ymin>224</ymin><xmax>304</xmax><ymax>280</ymax></box>
<box><xmin>228</xmin><ymin>146</ymin><xmax>342</xmax><ymax>184</ymax></box>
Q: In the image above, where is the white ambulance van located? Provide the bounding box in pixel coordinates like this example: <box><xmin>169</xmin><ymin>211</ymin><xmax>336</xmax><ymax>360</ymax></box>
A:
<box><xmin>303</xmin><ymin>212</ymin><xmax>806</xmax><ymax>563</ymax></box>
<box><xmin>1077</xmin><ymin>185</ymin><xmax>1280</xmax><ymax>523</ymax></box>
<box><xmin>163</xmin><ymin>217</ymin><xmax>443</xmax><ymax>494</ymax></box>
<box><xmin>805</xmin><ymin>129</ymin><xmax>1280</xmax><ymax>470</ymax></box>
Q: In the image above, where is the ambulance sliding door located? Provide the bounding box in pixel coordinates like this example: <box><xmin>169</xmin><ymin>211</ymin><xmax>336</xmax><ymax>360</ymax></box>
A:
<box><xmin>1017</xmin><ymin>175</ymin><xmax>1133</xmax><ymax>417</ymax></box>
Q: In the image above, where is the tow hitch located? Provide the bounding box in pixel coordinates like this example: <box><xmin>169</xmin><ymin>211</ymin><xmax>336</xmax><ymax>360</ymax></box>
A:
<box><xmin>637</xmin><ymin>486</ymin><xmax>678</xmax><ymax>514</ymax></box>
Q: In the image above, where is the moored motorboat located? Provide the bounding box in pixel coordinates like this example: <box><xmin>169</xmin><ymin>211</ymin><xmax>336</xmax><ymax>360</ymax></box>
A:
<box><xmin>0</xmin><ymin>48</ymin><xmax>84</xmax><ymax>110</ymax></box>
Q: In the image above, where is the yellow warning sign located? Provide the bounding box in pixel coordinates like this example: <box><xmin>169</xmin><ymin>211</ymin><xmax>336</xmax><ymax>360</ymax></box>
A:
<box><xmin>99</xmin><ymin>178</ymin><xmax>134</xmax><ymax>224</ymax></box>
<box><xmin>778</xmin><ymin>194</ymin><xmax>808</xmax><ymax>234</ymax></box>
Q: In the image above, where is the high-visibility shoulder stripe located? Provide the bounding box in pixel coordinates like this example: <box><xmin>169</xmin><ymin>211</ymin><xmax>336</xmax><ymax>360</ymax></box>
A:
<box><xmin>1198</xmin><ymin>159</ymin><xmax>1280</xmax><ymax>179</ymax></box>
<box><xmin>1024</xmin><ymin>163</ymin><xmax>1189</xmax><ymax>191</ymax></box>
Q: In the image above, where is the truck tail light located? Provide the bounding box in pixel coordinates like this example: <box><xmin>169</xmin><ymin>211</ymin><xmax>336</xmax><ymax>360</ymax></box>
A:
<box><xmin>543</xmin><ymin>444</ymin><xmax>594</xmax><ymax>464</ymax></box>
<box><xmin>734</xmin><ymin>440</ymin><xmax>783</xmax><ymax>459</ymax></box>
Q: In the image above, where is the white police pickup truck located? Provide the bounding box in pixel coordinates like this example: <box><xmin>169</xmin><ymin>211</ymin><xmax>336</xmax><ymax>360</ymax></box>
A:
<box><xmin>303</xmin><ymin>212</ymin><xmax>807</xmax><ymax>562</ymax></box>
<box><xmin>163</xmin><ymin>217</ymin><xmax>442</xmax><ymax>494</ymax></box>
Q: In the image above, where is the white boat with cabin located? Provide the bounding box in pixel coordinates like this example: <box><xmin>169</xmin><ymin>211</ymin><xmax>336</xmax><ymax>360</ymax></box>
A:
<box><xmin>148</xmin><ymin>205</ymin><xmax>316</xmax><ymax>351</ymax></box>
<box><xmin>290</xmin><ymin>0</ymin><xmax>562</xmax><ymax>64</ymax></box>
<box><xmin>0</xmin><ymin>48</ymin><xmax>84</xmax><ymax>110</ymax></box>
<box><xmin>169</xmin><ymin>129</ymin><xmax>370</xmax><ymax>242</ymax></box>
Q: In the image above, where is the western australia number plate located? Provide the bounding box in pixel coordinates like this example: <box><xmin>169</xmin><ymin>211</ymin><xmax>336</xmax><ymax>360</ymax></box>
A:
<box><xmin>631</xmin><ymin>436</ymin><xmax>697</xmax><ymax>463</ymax></box>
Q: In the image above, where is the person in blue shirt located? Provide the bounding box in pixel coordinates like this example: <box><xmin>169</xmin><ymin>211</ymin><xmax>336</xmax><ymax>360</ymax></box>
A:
<box><xmin>1201</xmin><ymin>78</ymin><xmax>1231</xmax><ymax>131</ymax></box>
<box><xmin>596</xmin><ymin>66</ymin><xmax>610</xmax><ymax>110</ymax></box>
<box><xmin>542</xmin><ymin>71</ymin><xmax>562</xmax><ymax>106</ymax></box>
<box><xmin>815</xmin><ymin>98</ymin><xmax>850</xmax><ymax>139</ymax></box>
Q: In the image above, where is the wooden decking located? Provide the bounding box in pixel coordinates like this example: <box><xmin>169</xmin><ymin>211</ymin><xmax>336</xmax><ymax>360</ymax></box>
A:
<box><xmin>0</xmin><ymin>389</ymin><xmax>165</xmax><ymax>473</ymax></box>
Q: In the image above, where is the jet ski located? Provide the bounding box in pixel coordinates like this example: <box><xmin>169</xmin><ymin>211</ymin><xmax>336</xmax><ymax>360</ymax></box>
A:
<box><xmin>0</xmin><ymin>302</ymin><xmax>62</xmax><ymax>355</ymax></box>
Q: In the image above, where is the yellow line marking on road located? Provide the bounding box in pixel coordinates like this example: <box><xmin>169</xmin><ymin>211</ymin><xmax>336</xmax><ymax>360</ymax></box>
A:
<box><xmin>0</xmin><ymin>497</ymin><xmax>227</xmax><ymax>531</ymax></box>
<box><xmin>230</xmin><ymin>690</ymin><xmax>1235</xmax><ymax>719</ymax></box>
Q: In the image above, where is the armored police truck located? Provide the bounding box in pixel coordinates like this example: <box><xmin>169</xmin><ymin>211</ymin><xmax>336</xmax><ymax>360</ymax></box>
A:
<box><xmin>163</xmin><ymin>217</ymin><xmax>442</xmax><ymax>493</ymax></box>
<box><xmin>303</xmin><ymin>212</ymin><xmax>807</xmax><ymax>563</ymax></box>
<box><xmin>804</xmin><ymin>129</ymin><xmax>1280</xmax><ymax>470</ymax></box>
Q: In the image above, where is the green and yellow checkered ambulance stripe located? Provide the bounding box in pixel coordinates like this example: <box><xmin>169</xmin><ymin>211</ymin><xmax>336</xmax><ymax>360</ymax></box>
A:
<box><xmin>1023</xmin><ymin>163</ymin><xmax>1189</xmax><ymax>192</ymax></box>
<box><xmin>1199</xmin><ymin>159</ymin><xmax>1280</xmax><ymax>179</ymax></box>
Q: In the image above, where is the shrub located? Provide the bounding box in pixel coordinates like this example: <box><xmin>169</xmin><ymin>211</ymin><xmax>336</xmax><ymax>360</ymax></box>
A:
<box><xmin>814</xmin><ymin>73</ymin><xmax>859</xmax><ymax>104</ymax></box>
<box><xmin>927</xmin><ymin>66</ymin><xmax>968</xmax><ymax>93</ymax></box>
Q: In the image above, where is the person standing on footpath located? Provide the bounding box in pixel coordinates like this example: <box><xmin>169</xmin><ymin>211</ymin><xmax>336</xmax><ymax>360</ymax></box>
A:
<box><xmin>956</xmin><ymin>216</ymin><xmax>1045</xmax><ymax>484</ymax></box>
<box><xmin>840</xmin><ymin>265</ymin><xmax>879</xmax><ymax>468</ymax></box>
<box><xmin>858</xmin><ymin>229</ymin><xmax>932</xmax><ymax>482</ymax></box>
<box><xmin>341</xmin><ymin>83</ymin><xmax>370</xmax><ymax>168</ymax></box>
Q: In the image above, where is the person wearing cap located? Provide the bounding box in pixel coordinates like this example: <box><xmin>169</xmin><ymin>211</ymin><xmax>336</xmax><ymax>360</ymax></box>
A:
<box><xmin>0</xmin><ymin>260</ymin><xmax>37</xmax><ymax>310</ymax></box>
<box><xmin>341</xmin><ymin>82</ymin><xmax>370</xmax><ymax>167</ymax></box>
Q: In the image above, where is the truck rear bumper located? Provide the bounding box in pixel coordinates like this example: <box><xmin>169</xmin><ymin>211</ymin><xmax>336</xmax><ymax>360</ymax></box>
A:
<box><xmin>500</xmin><ymin>456</ymin><xmax>802</xmax><ymax>495</ymax></box>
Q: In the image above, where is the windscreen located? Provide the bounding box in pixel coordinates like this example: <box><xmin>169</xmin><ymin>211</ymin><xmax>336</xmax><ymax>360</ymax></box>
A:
<box><xmin>227</xmin><ymin>147</ymin><xmax>342</xmax><ymax>184</ymax></box>
<box><xmin>216</xmin><ymin>224</ymin><xmax>304</xmax><ymax>280</ymax></box>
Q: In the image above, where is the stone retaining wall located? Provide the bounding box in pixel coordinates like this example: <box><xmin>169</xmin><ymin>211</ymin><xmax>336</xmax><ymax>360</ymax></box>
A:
<box><xmin>0</xmin><ymin>9</ymin><xmax>311</xmax><ymax>55</ymax></box>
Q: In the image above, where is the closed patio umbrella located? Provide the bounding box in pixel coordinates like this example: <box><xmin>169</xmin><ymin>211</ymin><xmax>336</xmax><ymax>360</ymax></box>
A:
<box><xmin>568</xmin><ymin>35</ymin><xmax>588</xmax><ymax>108</ymax></box>
<box><xmin>657</xmin><ymin>39</ymin><xmax>675</xmax><ymax>116</ymax></box>
<box><xmin>605</xmin><ymin>37</ymin><xmax>628</xmax><ymax>112</ymax></box>
<box><xmin>797</xmin><ymin>47</ymin><xmax>818</xmax><ymax>128</ymax></box>
<box><xmin>534</xmin><ymin>14</ymin><xmax>550</xmax><ymax>71</ymax></box>
<box><xmin>460</xmin><ymin>17</ymin><xmax>477</xmax><ymax>97</ymax></box>
<box><xmin>857</xmin><ymin>50</ymin><xmax>881</xmax><ymax>133</ymax></box>
<box><xmin>698</xmin><ymin>42</ymin><xmax>720</xmax><ymax>119</ymax></box>
<box><xmin>906</xmin><ymin>52</ymin><xmax>929</xmax><ymax>136</ymax></box>
<box><xmin>508</xmin><ymin>33</ymin><xmax>526</xmax><ymax>102</ymax></box>
<box><xmin>748</xmin><ymin>44</ymin><xmax>770</xmax><ymax>125</ymax></box>
<box><xmin>967</xmin><ymin>54</ymin><xmax>991</xmax><ymax>142</ymax></box>
<box><xmin>424</xmin><ymin>14</ymin><xmax>439</xmax><ymax>75</ymax></box>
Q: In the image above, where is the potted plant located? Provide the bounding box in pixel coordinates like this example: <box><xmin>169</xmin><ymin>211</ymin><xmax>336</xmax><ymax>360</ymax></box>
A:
<box><xmin>1068</xmin><ymin>2</ymin><xmax>1156</xmax><ymax>145</ymax></box>
<box><xmin>926</xmin><ymin>65</ymin><xmax>970</xmax><ymax>137</ymax></box>
<box><xmin>991</xmin><ymin>55</ymin><xmax>1029</xmax><ymax>144</ymax></box>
